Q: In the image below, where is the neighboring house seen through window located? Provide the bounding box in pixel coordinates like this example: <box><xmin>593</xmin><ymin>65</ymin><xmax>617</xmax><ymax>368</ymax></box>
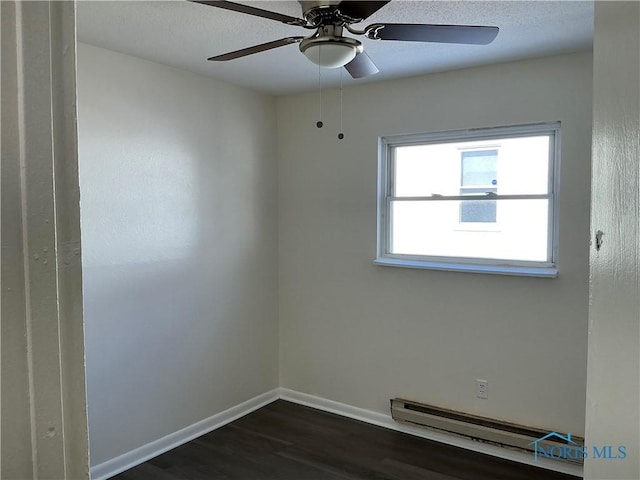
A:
<box><xmin>376</xmin><ymin>122</ymin><xmax>560</xmax><ymax>277</ymax></box>
<box><xmin>460</xmin><ymin>149</ymin><xmax>498</xmax><ymax>223</ymax></box>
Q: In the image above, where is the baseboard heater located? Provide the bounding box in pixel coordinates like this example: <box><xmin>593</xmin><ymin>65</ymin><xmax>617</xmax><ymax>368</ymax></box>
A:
<box><xmin>391</xmin><ymin>398</ymin><xmax>584</xmax><ymax>464</ymax></box>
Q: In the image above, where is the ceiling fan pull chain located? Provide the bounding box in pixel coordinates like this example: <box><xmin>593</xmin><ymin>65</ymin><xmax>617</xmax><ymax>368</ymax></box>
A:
<box><xmin>316</xmin><ymin>53</ymin><xmax>323</xmax><ymax>129</ymax></box>
<box><xmin>338</xmin><ymin>69</ymin><xmax>344</xmax><ymax>140</ymax></box>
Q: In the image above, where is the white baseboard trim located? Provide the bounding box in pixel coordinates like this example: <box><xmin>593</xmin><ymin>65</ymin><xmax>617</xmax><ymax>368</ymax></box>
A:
<box><xmin>279</xmin><ymin>388</ymin><xmax>583</xmax><ymax>478</ymax></box>
<box><xmin>90</xmin><ymin>388</ymin><xmax>280</xmax><ymax>480</ymax></box>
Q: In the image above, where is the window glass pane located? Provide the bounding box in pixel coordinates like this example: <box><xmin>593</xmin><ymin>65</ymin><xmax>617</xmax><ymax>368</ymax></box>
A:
<box><xmin>394</xmin><ymin>144</ymin><xmax>459</xmax><ymax>197</ymax></box>
<box><xmin>461</xmin><ymin>150</ymin><xmax>497</xmax><ymax>186</ymax></box>
<box><xmin>459</xmin><ymin>187</ymin><xmax>497</xmax><ymax>223</ymax></box>
<box><xmin>390</xmin><ymin>199</ymin><xmax>549</xmax><ymax>262</ymax></box>
<box><xmin>393</xmin><ymin>135</ymin><xmax>550</xmax><ymax>197</ymax></box>
<box><xmin>460</xmin><ymin>199</ymin><xmax>496</xmax><ymax>223</ymax></box>
<box><xmin>495</xmin><ymin>136</ymin><xmax>550</xmax><ymax>195</ymax></box>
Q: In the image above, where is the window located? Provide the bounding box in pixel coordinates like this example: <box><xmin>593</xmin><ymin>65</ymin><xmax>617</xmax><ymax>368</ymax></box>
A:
<box><xmin>460</xmin><ymin>150</ymin><xmax>498</xmax><ymax>223</ymax></box>
<box><xmin>376</xmin><ymin>123</ymin><xmax>560</xmax><ymax>277</ymax></box>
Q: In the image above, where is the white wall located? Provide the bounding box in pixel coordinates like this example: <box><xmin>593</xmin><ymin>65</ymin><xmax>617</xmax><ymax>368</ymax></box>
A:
<box><xmin>585</xmin><ymin>2</ymin><xmax>640</xmax><ymax>478</ymax></box>
<box><xmin>77</xmin><ymin>44</ymin><xmax>279</xmax><ymax>466</ymax></box>
<box><xmin>277</xmin><ymin>52</ymin><xmax>592</xmax><ymax>435</ymax></box>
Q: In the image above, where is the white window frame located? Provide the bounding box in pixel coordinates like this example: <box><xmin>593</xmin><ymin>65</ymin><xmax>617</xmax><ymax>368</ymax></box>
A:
<box><xmin>375</xmin><ymin>122</ymin><xmax>561</xmax><ymax>277</ymax></box>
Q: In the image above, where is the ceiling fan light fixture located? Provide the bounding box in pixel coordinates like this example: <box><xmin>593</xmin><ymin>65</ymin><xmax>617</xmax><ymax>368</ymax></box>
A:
<box><xmin>300</xmin><ymin>36</ymin><xmax>363</xmax><ymax>68</ymax></box>
<box><xmin>302</xmin><ymin>43</ymin><xmax>356</xmax><ymax>68</ymax></box>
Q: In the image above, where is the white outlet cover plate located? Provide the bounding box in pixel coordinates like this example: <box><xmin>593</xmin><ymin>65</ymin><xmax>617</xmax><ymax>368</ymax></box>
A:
<box><xmin>476</xmin><ymin>379</ymin><xmax>489</xmax><ymax>399</ymax></box>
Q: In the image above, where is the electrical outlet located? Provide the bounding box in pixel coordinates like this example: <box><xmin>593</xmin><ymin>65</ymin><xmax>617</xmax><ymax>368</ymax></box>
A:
<box><xmin>476</xmin><ymin>379</ymin><xmax>488</xmax><ymax>399</ymax></box>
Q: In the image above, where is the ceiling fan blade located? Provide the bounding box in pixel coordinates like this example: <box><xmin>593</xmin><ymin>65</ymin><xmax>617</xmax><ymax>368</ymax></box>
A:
<box><xmin>190</xmin><ymin>1</ymin><xmax>307</xmax><ymax>26</ymax></box>
<box><xmin>338</xmin><ymin>1</ymin><xmax>391</xmax><ymax>21</ymax></box>
<box><xmin>208</xmin><ymin>37</ymin><xmax>304</xmax><ymax>61</ymax></box>
<box><xmin>365</xmin><ymin>23</ymin><xmax>499</xmax><ymax>45</ymax></box>
<box><xmin>344</xmin><ymin>51</ymin><xmax>379</xmax><ymax>79</ymax></box>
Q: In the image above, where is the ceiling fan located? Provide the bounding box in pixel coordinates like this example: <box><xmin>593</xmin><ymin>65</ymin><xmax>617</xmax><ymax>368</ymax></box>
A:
<box><xmin>190</xmin><ymin>0</ymin><xmax>499</xmax><ymax>79</ymax></box>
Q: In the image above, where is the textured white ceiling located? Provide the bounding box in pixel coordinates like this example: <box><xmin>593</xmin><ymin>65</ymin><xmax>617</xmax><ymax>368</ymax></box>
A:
<box><xmin>77</xmin><ymin>0</ymin><xmax>594</xmax><ymax>95</ymax></box>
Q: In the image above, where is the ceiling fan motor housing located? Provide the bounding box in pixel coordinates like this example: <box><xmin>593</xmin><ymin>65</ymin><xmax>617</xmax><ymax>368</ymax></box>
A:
<box><xmin>299</xmin><ymin>1</ymin><xmax>366</xmax><ymax>27</ymax></box>
<box><xmin>299</xmin><ymin>1</ymin><xmax>342</xmax><ymax>19</ymax></box>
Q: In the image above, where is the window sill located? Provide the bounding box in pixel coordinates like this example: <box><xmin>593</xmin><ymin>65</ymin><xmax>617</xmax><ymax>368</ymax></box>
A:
<box><xmin>453</xmin><ymin>228</ymin><xmax>502</xmax><ymax>233</ymax></box>
<box><xmin>373</xmin><ymin>257</ymin><xmax>558</xmax><ymax>278</ymax></box>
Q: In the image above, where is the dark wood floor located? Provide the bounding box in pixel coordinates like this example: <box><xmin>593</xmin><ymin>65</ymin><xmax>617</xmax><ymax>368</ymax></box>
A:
<box><xmin>114</xmin><ymin>400</ymin><xmax>581</xmax><ymax>480</ymax></box>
